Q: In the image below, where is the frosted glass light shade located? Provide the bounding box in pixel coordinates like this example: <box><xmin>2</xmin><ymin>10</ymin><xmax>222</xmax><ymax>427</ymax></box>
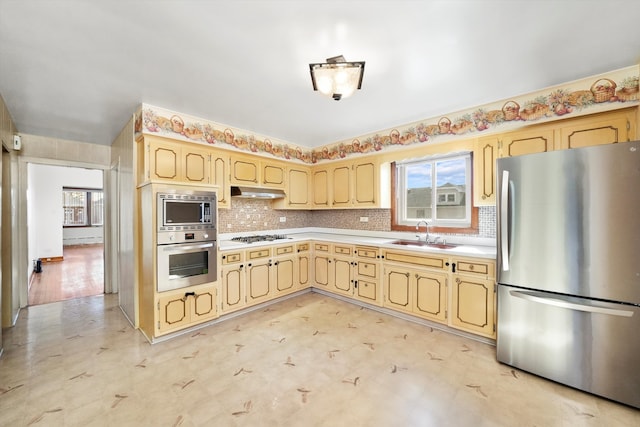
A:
<box><xmin>309</xmin><ymin>56</ymin><xmax>365</xmax><ymax>101</ymax></box>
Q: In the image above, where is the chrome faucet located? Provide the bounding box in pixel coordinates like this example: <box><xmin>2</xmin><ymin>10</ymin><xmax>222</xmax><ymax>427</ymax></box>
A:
<box><xmin>416</xmin><ymin>220</ymin><xmax>430</xmax><ymax>242</ymax></box>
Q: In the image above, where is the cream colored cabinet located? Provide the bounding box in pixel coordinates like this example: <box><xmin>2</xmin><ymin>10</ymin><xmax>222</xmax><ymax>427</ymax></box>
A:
<box><xmin>312</xmin><ymin>168</ymin><xmax>330</xmax><ymax>208</ymax></box>
<box><xmin>353</xmin><ymin>246</ymin><xmax>381</xmax><ymax>306</ymax></box>
<box><xmin>156</xmin><ymin>285</ymin><xmax>217</xmax><ymax>335</ymax></box>
<box><xmin>383</xmin><ymin>264</ymin><xmax>448</xmax><ymax>323</ymax></box>
<box><xmin>272</xmin><ymin>166</ymin><xmax>312</xmax><ymax>209</ymax></box>
<box><xmin>245</xmin><ymin>247</ymin><xmax>273</xmax><ymax>306</ymax></box>
<box><xmin>449</xmin><ymin>257</ymin><xmax>496</xmax><ymax>339</ymax></box>
<box><xmin>210</xmin><ymin>150</ymin><xmax>230</xmax><ymax>209</ymax></box>
<box><xmin>230</xmin><ymin>154</ymin><xmax>259</xmax><ymax>185</ymax></box>
<box><xmin>558</xmin><ymin>108</ymin><xmax>636</xmax><ymax>149</ymax></box>
<box><xmin>272</xmin><ymin>244</ymin><xmax>296</xmax><ymax>296</ymax></box>
<box><xmin>220</xmin><ymin>250</ymin><xmax>245</xmax><ymax>314</ymax></box>
<box><xmin>261</xmin><ymin>161</ymin><xmax>286</xmax><ymax>188</ymax></box>
<box><xmin>140</xmin><ymin>136</ymin><xmax>210</xmax><ymax>184</ymax></box>
<box><xmin>473</xmin><ymin>136</ymin><xmax>498</xmax><ymax>206</ymax></box>
<box><xmin>382</xmin><ymin>248</ymin><xmax>450</xmax><ymax>325</ymax></box>
<box><xmin>296</xmin><ymin>243</ymin><xmax>311</xmax><ymax>289</ymax></box>
<box><xmin>500</xmin><ymin>127</ymin><xmax>554</xmax><ymax>157</ymax></box>
<box><xmin>312</xmin><ymin>242</ymin><xmax>332</xmax><ymax>289</ymax></box>
<box><xmin>332</xmin><ymin>244</ymin><xmax>355</xmax><ymax>296</ymax></box>
<box><xmin>312</xmin><ymin>157</ymin><xmax>384</xmax><ymax>209</ymax></box>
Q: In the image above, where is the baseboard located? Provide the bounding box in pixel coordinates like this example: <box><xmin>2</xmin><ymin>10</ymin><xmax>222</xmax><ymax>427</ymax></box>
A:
<box><xmin>40</xmin><ymin>256</ymin><xmax>64</xmax><ymax>263</ymax></box>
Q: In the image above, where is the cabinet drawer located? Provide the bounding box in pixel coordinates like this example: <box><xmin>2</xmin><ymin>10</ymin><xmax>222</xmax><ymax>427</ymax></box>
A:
<box><xmin>275</xmin><ymin>245</ymin><xmax>294</xmax><ymax>256</ymax></box>
<box><xmin>221</xmin><ymin>252</ymin><xmax>243</xmax><ymax>264</ymax></box>
<box><xmin>356</xmin><ymin>279</ymin><xmax>377</xmax><ymax>302</ymax></box>
<box><xmin>248</xmin><ymin>248</ymin><xmax>271</xmax><ymax>260</ymax></box>
<box><xmin>334</xmin><ymin>245</ymin><xmax>353</xmax><ymax>255</ymax></box>
<box><xmin>314</xmin><ymin>243</ymin><xmax>330</xmax><ymax>252</ymax></box>
<box><xmin>383</xmin><ymin>250</ymin><xmax>446</xmax><ymax>270</ymax></box>
<box><xmin>356</xmin><ymin>247</ymin><xmax>378</xmax><ymax>259</ymax></box>
<box><xmin>297</xmin><ymin>243</ymin><xmax>309</xmax><ymax>252</ymax></box>
<box><xmin>357</xmin><ymin>261</ymin><xmax>377</xmax><ymax>278</ymax></box>
<box><xmin>454</xmin><ymin>259</ymin><xmax>495</xmax><ymax>278</ymax></box>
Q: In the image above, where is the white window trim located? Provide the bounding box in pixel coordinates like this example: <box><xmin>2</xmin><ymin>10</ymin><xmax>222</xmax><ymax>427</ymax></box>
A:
<box><xmin>396</xmin><ymin>152</ymin><xmax>472</xmax><ymax>228</ymax></box>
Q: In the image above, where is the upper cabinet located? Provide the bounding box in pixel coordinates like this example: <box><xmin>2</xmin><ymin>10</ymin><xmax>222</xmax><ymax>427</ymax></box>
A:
<box><xmin>273</xmin><ymin>166</ymin><xmax>312</xmax><ymax>209</ymax></box>
<box><xmin>229</xmin><ymin>154</ymin><xmax>287</xmax><ymax>189</ymax></box>
<box><xmin>558</xmin><ymin>108</ymin><xmax>636</xmax><ymax>149</ymax></box>
<box><xmin>139</xmin><ymin>135</ymin><xmax>210</xmax><ymax>184</ymax></box>
<box><xmin>312</xmin><ymin>157</ymin><xmax>388</xmax><ymax>209</ymax></box>
<box><xmin>473</xmin><ymin>108</ymin><xmax>638</xmax><ymax>206</ymax></box>
<box><xmin>209</xmin><ymin>149</ymin><xmax>230</xmax><ymax>209</ymax></box>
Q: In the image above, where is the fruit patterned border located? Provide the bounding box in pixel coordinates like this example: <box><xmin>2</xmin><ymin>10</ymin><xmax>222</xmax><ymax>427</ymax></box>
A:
<box><xmin>136</xmin><ymin>66</ymin><xmax>639</xmax><ymax>164</ymax></box>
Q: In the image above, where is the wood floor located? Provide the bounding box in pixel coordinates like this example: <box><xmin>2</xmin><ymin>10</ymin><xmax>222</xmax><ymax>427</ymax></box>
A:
<box><xmin>28</xmin><ymin>244</ymin><xmax>104</xmax><ymax>306</ymax></box>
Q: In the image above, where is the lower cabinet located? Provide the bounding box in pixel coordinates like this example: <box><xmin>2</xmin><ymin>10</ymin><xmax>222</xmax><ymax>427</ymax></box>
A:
<box><xmin>383</xmin><ymin>265</ymin><xmax>448</xmax><ymax>323</ymax></box>
<box><xmin>245</xmin><ymin>247</ymin><xmax>273</xmax><ymax>306</ymax></box>
<box><xmin>450</xmin><ymin>275</ymin><xmax>495</xmax><ymax>338</ymax></box>
<box><xmin>156</xmin><ymin>285</ymin><xmax>218</xmax><ymax>335</ymax></box>
<box><xmin>296</xmin><ymin>243</ymin><xmax>311</xmax><ymax>289</ymax></box>
<box><xmin>220</xmin><ymin>250</ymin><xmax>246</xmax><ymax>314</ymax></box>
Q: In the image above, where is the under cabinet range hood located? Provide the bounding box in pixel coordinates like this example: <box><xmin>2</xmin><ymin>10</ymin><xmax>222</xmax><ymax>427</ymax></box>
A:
<box><xmin>230</xmin><ymin>186</ymin><xmax>286</xmax><ymax>199</ymax></box>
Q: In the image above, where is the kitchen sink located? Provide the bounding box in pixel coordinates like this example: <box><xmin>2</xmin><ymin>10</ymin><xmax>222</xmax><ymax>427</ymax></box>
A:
<box><xmin>389</xmin><ymin>240</ymin><xmax>458</xmax><ymax>249</ymax></box>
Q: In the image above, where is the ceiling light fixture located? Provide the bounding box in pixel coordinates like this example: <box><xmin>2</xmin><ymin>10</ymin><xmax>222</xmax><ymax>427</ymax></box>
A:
<box><xmin>309</xmin><ymin>55</ymin><xmax>365</xmax><ymax>101</ymax></box>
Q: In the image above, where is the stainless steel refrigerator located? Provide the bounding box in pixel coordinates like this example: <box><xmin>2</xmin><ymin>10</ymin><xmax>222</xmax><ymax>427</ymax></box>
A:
<box><xmin>496</xmin><ymin>141</ymin><xmax>640</xmax><ymax>409</ymax></box>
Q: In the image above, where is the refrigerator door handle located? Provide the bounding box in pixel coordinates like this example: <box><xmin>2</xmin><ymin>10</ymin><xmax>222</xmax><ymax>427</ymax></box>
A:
<box><xmin>500</xmin><ymin>170</ymin><xmax>510</xmax><ymax>271</ymax></box>
<box><xmin>509</xmin><ymin>290</ymin><xmax>634</xmax><ymax>317</ymax></box>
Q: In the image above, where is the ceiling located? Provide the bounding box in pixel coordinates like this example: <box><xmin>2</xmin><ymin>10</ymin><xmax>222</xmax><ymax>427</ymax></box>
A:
<box><xmin>1</xmin><ymin>1</ymin><xmax>639</xmax><ymax>148</ymax></box>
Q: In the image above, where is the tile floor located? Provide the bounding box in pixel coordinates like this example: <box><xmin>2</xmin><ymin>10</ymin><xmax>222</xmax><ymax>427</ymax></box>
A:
<box><xmin>1</xmin><ymin>292</ymin><xmax>639</xmax><ymax>426</ymax></box>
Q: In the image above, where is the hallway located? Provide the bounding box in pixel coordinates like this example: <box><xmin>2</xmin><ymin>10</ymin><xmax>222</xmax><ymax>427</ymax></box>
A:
<box><xmin>28</xmin><ymin>244</ymin><xmax>104</xmax><ymax>306</ymax></box>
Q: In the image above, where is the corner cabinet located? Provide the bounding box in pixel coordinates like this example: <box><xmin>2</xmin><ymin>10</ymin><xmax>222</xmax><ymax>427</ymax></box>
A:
<box><xmin>272</xmin><ymin>165</ymin><xmax>312</xmax><ymax>209</ymax></box>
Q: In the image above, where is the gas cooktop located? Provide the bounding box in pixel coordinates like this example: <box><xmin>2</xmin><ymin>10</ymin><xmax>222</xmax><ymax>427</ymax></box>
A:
<box><xmin>230</xmin><ymin>234</ymin><xmax>289</xmax><ymax>244</ymax></box>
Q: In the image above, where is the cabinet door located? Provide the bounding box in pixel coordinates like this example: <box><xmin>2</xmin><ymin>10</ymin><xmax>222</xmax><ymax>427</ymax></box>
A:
<box><xmin>313</xmin><ymin>254</ymin><xmax>331</xmax><ymax>288</ymax></box>
<box><xmin>413</xmin><ymin>271</ymin><xmax>447</xmax><ymax>323</ymax></box>
<box><xmin>313</xmin><ymin>168</ymin><xmax>330</xmax><ymax>207</ymax></box>
<box><xmin>297</xmin><ymin>253</ymin><xmax>310</xmax><ymax>288</ymax></box>
<box><xmin>230</xmin><ymin>156</ymin><xmax>259</xmax><ymax>185</ymax></box>
<box><xmin>262</xmin><ymin>162</ymin><xmax>286</xmax><ymax>188</ymax></box>
<box><xmin>191</xmin><ymin>288</ymin><xmax>217</xmax><ymax>322</ymax></box>
<box><xmin>501</xmin><ymin>128</ymin><xmax>554</xmax><ymax>157</ymax></box>
<box><xmin>183</xmin><ymin>147</ymin><xmax>209</xmax><ymax>183</ymax></box>
<box><xmin>221</xmin><ymin>265</ymin><xmax>245</xmax><ymax>313</ymax></box>
<box><xmin>149</xmin><ymin>140</ymin><xmax>181</xmax><ymax>181</ymax></box>
<box><xmin>353</xmin><ymin>160</ymin><xmax>377</xmax><ymax>206</ymax></box>
<box><xmin>383</xmin><ymin>267</ymin><xmax>412</xmax><ymax>314</ymax></box>
<box><xmin>331</xmin><ymin>164</ymin><xmax>352</xmax><ymax>207</ymax></box>
<box><xmin>157</xmin><ymin>293</ymin><xmax>190</xmax><ymax>333</ymax></box>
<box><xmin>332</xmin><ymin>256</ymin><xmax>353</xmax><ymax>295</ymax></box>
<box><xmin>559</xmin><ymin>109</ymin><xmax>633</xmax><ymax>149</ymax></box>
<box><xmin>274</xmin><ymin>258</ymin><xmax>295</xmax><ymax>294</ymax></box>
<box><xmin>355</xmin><ymin>279</ymin><xmax>378</xmax><ymax>304</ymax></box>
<box><xmin>473</xmin><ymin>136</ymin><xmax>498</xmax><ymax>205</ymax></box>
<box><xmin>211</xmin><ymin>152</ymin><xmax>230</xmax><ymax>208</ymax></box>
<box><xmin>450</xmin><ymin>276</ymin><xmax>496</xmax><ymax>338</ymax></box>
<box><xmin>246</xmin><ymin>261</ymin><xmax>272</xmax><ymax>304</ymax></box>
<box><xmin>287</xmin><ymin>167</ymin><xmax>311</xmax><ymax>208</ymax></box>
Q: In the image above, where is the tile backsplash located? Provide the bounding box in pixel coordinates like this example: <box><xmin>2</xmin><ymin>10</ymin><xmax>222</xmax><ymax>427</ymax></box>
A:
<box><xmin>219</xmin><ymin>198</ymin><xmax>497</xmax><ymax>238</ymax></box>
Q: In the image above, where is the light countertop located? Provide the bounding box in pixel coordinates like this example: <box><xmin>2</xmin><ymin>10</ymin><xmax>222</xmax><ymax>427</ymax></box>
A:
<box><xmin>218</xmin><ymin>228</ymin><xmax>496</xmax><ymax>260</ymax></box>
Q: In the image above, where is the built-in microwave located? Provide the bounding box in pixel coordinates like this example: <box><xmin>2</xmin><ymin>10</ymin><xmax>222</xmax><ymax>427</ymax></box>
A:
<box><xmin>157</xmin><ymin>191</ymin><xmax>216</xmax><ymax>245</ymax></box>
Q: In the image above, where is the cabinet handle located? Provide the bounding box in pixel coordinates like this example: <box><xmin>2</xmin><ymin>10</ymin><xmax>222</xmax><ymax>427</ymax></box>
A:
<box><xmin>222</xmin><ymin>255</ymin><xmax>227</xmax><ymax>259</ymax></box>
<box><xmin>445</xmin><ymin>262</ymin><xmax>450</xmax><ymax>267</ymax></box>
<box><xmin>184</xmin><ymin>292</ymin><xmax>195</xmax><ymax>297</ymax></box>
<box><xmin>405</xmin><ymin>273</ymin><xmax>410</xmax><ymax>277</ymax></box>
<box><xmin>451</xmin><ymin>263</ymin><xmax>456</xmax><ymax>273</ymax></box>
<box><xmin>248</xmin><ymin>263</ymin><xmax>252</xmax><ymax>267</ymax></box>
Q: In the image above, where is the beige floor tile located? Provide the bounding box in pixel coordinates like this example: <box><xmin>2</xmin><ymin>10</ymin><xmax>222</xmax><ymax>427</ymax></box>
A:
<box><xmin>1</xmin><ymin>293</ymin><xmax>639</xmax><ymax>426</ymax></box>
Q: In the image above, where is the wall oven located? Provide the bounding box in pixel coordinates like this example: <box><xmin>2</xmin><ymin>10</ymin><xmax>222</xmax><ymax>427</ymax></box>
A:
<box><xmin>156</xmin><ymin>189</ymin><xmax>217</xmax><ymax>293</ymax></box>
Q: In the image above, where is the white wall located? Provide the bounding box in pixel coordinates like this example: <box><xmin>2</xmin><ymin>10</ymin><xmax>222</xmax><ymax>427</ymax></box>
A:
<box><xmin>27</xmin><ymin>164</ymin><xmax>103</xmax><ymax>263</ymax></box>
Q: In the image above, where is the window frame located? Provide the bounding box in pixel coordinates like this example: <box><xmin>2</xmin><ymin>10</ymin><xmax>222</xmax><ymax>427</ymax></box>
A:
<box><xmin>390</xmin><ymin>155</ymin><xmax>479</xmax><ymax>234</ymax></box>
<box><xmin>62</xmin><ymin>187</ymin><xmax>104</xmax><ymax>228</ymax></box>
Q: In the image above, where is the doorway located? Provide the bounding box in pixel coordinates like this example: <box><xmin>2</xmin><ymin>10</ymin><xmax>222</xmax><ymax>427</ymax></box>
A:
<box><xmin>27</xmin><ymin>164</ymin><xmax>105</xmax><ymax>305</ymax></box>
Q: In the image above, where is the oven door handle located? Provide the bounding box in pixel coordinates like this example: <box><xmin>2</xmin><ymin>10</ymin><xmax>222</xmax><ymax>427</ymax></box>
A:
<box><xmin>160</xmin><ymin>242</ymin><xmax>215</xmax><ymax>252</ymax></box>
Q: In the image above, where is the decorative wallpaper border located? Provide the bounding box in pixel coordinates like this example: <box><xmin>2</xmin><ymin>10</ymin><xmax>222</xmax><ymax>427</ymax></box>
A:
<box><xmin>135</xmin><ymin>65</ymin><xmax>639</xmax><ymax>164</ymax></box>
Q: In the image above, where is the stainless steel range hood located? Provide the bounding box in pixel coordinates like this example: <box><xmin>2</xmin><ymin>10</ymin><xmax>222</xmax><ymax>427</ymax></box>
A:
<box><xmin>230</xmin><ymin>186</ymin><xmax>286</xmax><ymax>199</ymax></box>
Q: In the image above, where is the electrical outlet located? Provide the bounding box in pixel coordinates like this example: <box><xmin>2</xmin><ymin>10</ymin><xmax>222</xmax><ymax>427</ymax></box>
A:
<box><xmin>360</xmin><ymin>217</ymin><xmax>369</xmax><ymax>222</ymax></box>
<box><xmin>279</xmin><ymin>216</ymin><xmax>286</xmax><ymax>223</ymax></box>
